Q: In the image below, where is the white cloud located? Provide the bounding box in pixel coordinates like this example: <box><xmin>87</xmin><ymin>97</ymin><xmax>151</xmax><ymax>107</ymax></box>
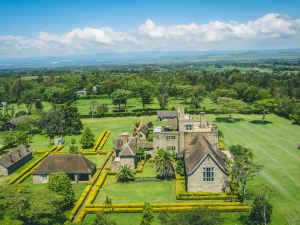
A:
<box><xmin>1</xmin><ymin>13</ymin><xmax>300</xmax><ymax>58</ymax></box>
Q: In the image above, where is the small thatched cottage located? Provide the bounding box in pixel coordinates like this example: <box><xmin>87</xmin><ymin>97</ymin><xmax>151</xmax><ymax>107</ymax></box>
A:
<box><xmin>0</xmin><ymin>145</ymin><xmax>33</xmax><ymax>176</ymax></box>
<box><xmin>185</xmin><ymin>134</ymin><xmax>229</xmax><ymax>192</ymax></box>
<box><xmin>32</xmin><ymin>154</ymin><xmax>96</xmax><ymax>183</ymax></box>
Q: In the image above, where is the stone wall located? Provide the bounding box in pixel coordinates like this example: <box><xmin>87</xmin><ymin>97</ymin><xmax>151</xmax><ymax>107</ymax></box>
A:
<box><xmin>186</xmin><ymin>154</ymin><xmax>228</xmax><ymax>192</ymax></box>
<box><xmin>153</xmin><ymin>131</ymin><xmax>179</xmax><ymax>153</ymax></box>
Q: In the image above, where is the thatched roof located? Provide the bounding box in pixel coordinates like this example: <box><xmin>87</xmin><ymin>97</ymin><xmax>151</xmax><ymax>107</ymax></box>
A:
<box><xmin>157</xmin><ymin>111</ymin><xmax>178</xmax><ymax>118</ymax></box>
<box><xmin>32</xmin><ymin>154</ymin><xmax>96</xmax><ymax>175</ymax></box>
<box><xmin>0</xmin><ymin>145</ymin><xmax>32</xmax><ymax>168</ymax></box>
<box><xmin>184</xmin><ymin>134</ymin><xmax>228</xmax><ymax>175</ymax></box>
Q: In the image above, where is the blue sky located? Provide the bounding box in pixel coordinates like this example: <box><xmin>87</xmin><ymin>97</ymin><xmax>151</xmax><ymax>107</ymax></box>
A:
<box><xmin>0</xmin><ymin>0</ymin><xmax>300</xmax><ymax>57</ymax></box>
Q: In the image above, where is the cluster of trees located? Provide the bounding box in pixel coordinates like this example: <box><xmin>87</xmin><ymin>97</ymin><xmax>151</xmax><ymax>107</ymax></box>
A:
<box><xmin>0</xmin><ymin>173</ymin><xmax>75</xmax><ymax>225</ymax></box>
<box><xmin>1</xmin><ymin>62</ymin><xmax>299</xmax><ymax>123</ymax></box>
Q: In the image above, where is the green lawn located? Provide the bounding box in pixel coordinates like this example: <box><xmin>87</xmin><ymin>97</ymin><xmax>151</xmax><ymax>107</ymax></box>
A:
<box><xmin>94</xmin><ymin>175</ymin><xmax>177</xmax><ymax>203</ymax></box>
<box><xmin>136</xmin><ymin>161</ymin><xmax>157</xmax><ymax>178</ymax></box>
<box><xmin>204</xmin><ymin>114</ymin><xmax>300</xmax><ymax>225</ymax></box>
<box><xmin>86</xmin><ymin>113</ymin><xmax>299</xmax><ymax>224</ymax></box>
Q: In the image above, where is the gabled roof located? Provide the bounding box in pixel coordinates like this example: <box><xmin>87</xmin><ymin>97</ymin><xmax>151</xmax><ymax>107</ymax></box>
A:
<box><xmin>119</xmin><ymin>137</ymin><xmax>137</xmax><ymax>157</ymax></box>
<box><xmin>32</xmin><ymin>154</ymin><xmax>96</xmax><ymax>175</ymax></box>
<box><xmin>0</xmin><ymin>145</ymin><xmax>32</xmax><ymax>168</ymax></box>
<box><xmin>137</xmin><ymin>123</ymin><xmax>149</xmax><ymax>136</ymax></box>
<box><xmin>157</xmin><ymin>111</ymin><xmax>178</xmax><ymax>118</ymax></box>
<box><xmin>184</xmin><ymin>134</ymin><xmax>228</xmax><ymax>175</ymax></box>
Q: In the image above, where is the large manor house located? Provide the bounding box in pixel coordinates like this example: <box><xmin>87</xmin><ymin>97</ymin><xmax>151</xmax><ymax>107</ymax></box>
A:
<box><xmin>112</xmin><ymin>108</ymin><xmax>230</xmax><ymax>193</ymax></box>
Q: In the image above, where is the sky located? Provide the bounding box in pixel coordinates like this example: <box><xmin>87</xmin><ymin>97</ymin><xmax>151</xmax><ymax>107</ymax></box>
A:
<box><xmin>0</xmin><ymin>0</ymin><xmax>300</xmax><ymax>58</ymax></box>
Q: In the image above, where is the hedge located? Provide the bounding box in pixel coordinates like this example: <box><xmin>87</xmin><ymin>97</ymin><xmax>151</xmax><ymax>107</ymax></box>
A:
<box><xmin>86</xmin><ymin>170</ymin><xmax>108</xmax><ymax>205</ymax></box>
<box><xmin>87</xmin><ymin>201</ymin><xmax>244</xmax><ymax>209</ymax></box>
<box><xmin>74</xmin><ymin>209</ymin><xmax>86</xmax><ymax>223</ymax></box>
<box><xmin>134</xmin><ymin>160</ymin><xmax>145</xmax><ymax>173</ymax></box>
<box><xmin>98</xmin><ymin>131</ymin><xmax>110</xmax><ymax>151</ymax></box>
<box><xmin>92</xmin><ymin>130</ymin><xmax>107</xmax><ymax>151</ymax></box>
<box><xmin>84</xmin><ymin>203</ymin><xmax>249</xmax><ymax>213</ymax></box>
<box><xmin>68</xmin><ymin>184</ymin><xmax>92</xmax><ymax>221</ymax></box>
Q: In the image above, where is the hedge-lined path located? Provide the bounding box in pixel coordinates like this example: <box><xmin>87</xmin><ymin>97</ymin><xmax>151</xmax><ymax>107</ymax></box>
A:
<box><xmin>71</xmin><ymin>152</ymin><xmax>113</xmax><ymax>222</ymax></box>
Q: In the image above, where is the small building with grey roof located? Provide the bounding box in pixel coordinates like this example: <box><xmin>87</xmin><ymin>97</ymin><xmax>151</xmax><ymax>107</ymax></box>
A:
<box><xmin>32</xmin><ymin>154</ymin><xmax>96</xmax><ymax>183</ymax></box>
<box><xmin>0</xmin><ymin>145</ymin><xmax>33</xmax><ymax>176</ymax></box>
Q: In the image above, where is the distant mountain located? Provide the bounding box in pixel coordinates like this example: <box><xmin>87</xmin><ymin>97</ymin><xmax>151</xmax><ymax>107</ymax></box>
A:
<box><xmin>0</xmin><ymin>49</ymin><xmax>300</xmax><ymax>70</ymax></box>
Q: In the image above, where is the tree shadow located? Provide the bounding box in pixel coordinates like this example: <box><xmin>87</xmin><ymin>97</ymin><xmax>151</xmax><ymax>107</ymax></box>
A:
<box><xmin>214</xmin><ymin>117</ymin><xmax>245</xmax><ymax>123</ymax></box>
<box><xmin>250</xmin><ymin>120</ymin><xmax>273</xmax><ymax>125</ymax></box>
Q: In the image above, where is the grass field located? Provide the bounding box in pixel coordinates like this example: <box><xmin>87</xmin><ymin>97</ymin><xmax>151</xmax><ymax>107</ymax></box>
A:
<box><xmin>82</xmin><ymin>113</ymin><xmax>300</xmax><ymax>225</ymax></box>
<box><xmin>1</xmin><ymin>112</ymin><xmax>299</xmax><ymax>224</ymax></box>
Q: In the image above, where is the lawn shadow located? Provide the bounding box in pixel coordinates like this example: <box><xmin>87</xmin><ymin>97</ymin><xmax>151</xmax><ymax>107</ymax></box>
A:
<box><xmin>214</xmin><ymin>117</ymin><xmax>245</xmax><ymax>123</ymax></box>
<box><xmin>250</xmin><ymin>120</ymin><xmax>273</xmax><ymax>125</ymax></box>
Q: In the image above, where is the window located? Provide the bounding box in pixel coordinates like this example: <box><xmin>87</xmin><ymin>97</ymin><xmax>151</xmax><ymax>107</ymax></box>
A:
<box><xmin>185</xmin><ymin>124</ymin><xmax>193</xmax><ymax>130</ymax></box>
<box><xmin>166</xmin><ymin>136</ymin><xmax>176</xmax><ymax>140</ymax></box>
<box><xmin>167</xmin><ymin>146</ymin><xmax>176</xmax><ymax>151</ymax></box>
<box><xmin>40</xmin><ymin>175</ymin><xmax>47</xmax><ymax>182</ymax></box>
<box><xmin>203</xmin><ymin>167</ymin><xmax>214</xmax><ymax>181</ymax></box>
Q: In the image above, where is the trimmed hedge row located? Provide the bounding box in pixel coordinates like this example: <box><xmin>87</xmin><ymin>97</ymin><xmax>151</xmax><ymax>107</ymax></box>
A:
<box><xmin>98</xmin><ymin>131</ymin><xmax>110</xmax><ymax>151</ymax></box>
<box><xmin>92</xmin><ymin>130</ymin><xmax>107</xmax><ymax>151</ymax></box>
<box><xmin>86</xmin><ymin>170</ymin><xmax>108</xmax><ymax>205</ymax></box>
<box><xmin>134</xmin><ymin>160</ymin><xmax>145</xmax><ymax>173</ymax></box>
<box><xmin>87</xmin><ymin>201</ymin><xmax>244</xmax><ymax>209</ymax></box>
<box><xmin>85</xmin><ymin>204</ymin><xmax>248</xmax><ymax>213</ymax></box>
<box><xmin>52</xmin><ymin>145</ymin><xmax>64</xmax><ymax>153</ymax></box>
<box><xmin>74</xmin><ymin>209</ymin><xmax>86</xmax><ymax>223</ymax></box>
<box><xmin>68</xmin><ymin>184</ymin><xmax>92</xmax><ymax>221</ymax></box>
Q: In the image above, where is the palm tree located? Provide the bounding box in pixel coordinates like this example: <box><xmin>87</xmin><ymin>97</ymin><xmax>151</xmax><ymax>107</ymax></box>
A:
<box><xmin>155</xmin><ymin>149</ymin><xmax>175</xmax><ymax>179</ymax></box>
<box><xmin>117</xmin><ymin>165</ymin><xmax>135</xmax><ymax>183</ymax></box>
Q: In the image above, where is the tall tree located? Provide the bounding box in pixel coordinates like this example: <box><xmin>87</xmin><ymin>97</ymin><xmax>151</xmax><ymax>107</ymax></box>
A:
<box><xmin>63</xmin><ymin>104</ymin><xmax>83</xmax><ymax>135</ymax></box>
<box><xmin>47</xmin><ymin>172</ymin><xmax>75</xmax><ymax>209</ymax></box>
<box><xmin>134</xmin><ymin>82</ymin><xmax>152</xmax><ymax>110</ymax></box>
<box><xmin>229</xmin><ymin>145</ymin><xmax>263</xmax><ymax>201</ymax></box>
<box><xmin>216</xmin><ymin>97</ymin><xmax>248</xmax><ymax>119</ymax></box>
<box><xmin>80</xmin><ymin>127</ymin><xmax>95</xmax><ymax>149</ymax></box>
<box><xmin>111</xmin><ymin>89</ymin><xmax>130</xmax><ymax>111</ymax></box>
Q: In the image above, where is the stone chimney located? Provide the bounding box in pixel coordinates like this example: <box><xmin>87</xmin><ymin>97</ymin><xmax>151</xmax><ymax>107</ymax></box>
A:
<box><xmin>25</xmin><ymin>145</ymin><xmax>30</xmax><ymax>152</ymax></box>
<box><xmin>200</xmin><ymin>112</ymin><xmax>206</xmax><ymax>128</ymax></box>
<box><xmin>17</xmin><ymin>149</ymin><xmax>21</xmax><ymax>157</ymax></box>
<box><xmin>212</xmin><ymin>124</ymin><xmax>218</xmax><ymax>150</ymax></box>
<box><xmin>9</xmin><ymin>154</ymin><xmax>13</xmax><ymax>163</ymax></box>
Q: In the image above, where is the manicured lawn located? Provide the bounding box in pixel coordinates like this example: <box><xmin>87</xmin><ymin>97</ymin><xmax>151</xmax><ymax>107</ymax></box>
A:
<box><xmin>136</xmin><ymin>161</ymin><xmax>157</xmax><ymax>178</ymax></box>
<box><xmin>0</xmin><ymin>154</ymin><xmax>43</xmax><ymax>186</ymax></box>
<box><xmin>204</xmin><ymin>114</ymin><xmax>300</xmax><ymax>225</ymax></box>
<box><xmin>94</xmin><ymin>175</ymin><xmax>177</xmax><ymax>203</ymax></box>
<box><xmin>85</xmin><ymin>154</ymin><xmax>108</xmax><ymax>167</ymax></box>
